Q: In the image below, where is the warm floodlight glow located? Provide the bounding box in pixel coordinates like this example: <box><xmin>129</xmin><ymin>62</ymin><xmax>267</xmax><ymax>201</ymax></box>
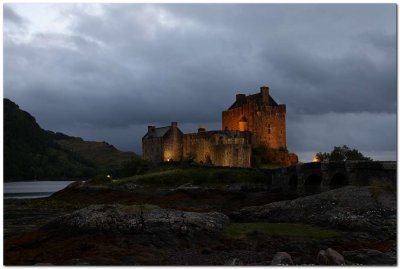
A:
<box><xmin>312</xmin><ymin>155</ymin><xmax>321</xmax><ymax>162</ymax></box>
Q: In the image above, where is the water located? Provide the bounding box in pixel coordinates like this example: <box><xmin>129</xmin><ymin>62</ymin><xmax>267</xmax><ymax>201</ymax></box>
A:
<box><xmin>4</xmin><ymin>181</ymin><xmax>75</xmax><ymax>199</ymax></box>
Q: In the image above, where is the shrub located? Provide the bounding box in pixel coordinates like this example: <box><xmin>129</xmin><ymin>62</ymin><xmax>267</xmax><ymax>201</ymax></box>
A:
<box><xmin>86</xmin><ymin>174</ymin><xmax>112</xmax><ymax>185</ymax></box>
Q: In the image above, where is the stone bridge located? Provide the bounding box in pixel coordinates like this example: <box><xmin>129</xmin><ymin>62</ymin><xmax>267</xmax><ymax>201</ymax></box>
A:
<box><xmin>261</xmin><ymin>161</ymin><xmax>396</xmax><ymax>195</ymax></box>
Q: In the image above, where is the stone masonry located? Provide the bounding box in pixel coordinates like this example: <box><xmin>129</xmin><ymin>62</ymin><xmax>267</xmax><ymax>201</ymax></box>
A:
<box><xmin>222</xmin><ymin>86</ymin><xmax>286</xmax><ymax>149</ymax></box>
<box><xmin>142</xmin><ymin>85</ymin><xmax>291</xmax><ymax>167</ymax></box>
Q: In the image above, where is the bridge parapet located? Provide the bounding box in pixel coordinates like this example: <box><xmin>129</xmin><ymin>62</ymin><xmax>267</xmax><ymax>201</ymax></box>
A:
<box><xmin>382</xmin><ymin>162</ymin><xmax>397</xmax><ymax>170</ymax></box>
<box><xmin>266</xmin><ymin>160</ymin><xmax>397</xmax><ymax>195</ymax></box>
<box><xmin>300</xmin><ymin>162</ymin><xmax>321</xmax><ymax>170</ymax></box>
<box><xmin>321</xmin><ymin>161</ymin><xmax>346</xmax><ymax>170</ymax></box>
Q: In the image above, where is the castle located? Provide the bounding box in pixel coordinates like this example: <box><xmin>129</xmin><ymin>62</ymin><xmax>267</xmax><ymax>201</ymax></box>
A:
<box><xmin>142</xmin><ymin>85</ymin><xmax>295</xmax><ymax>167</ymax></box>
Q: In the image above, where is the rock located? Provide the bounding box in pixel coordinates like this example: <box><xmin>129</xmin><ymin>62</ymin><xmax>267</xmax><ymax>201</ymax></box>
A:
<box><xmin>176</xmin><ymin>183</ymin><xmax>202</xmax><ymax>191</ymax></box>
<box><xmin>226</xmin><ymin>257</ymin><xmax>243</xmax><ymax>265</ymax></box>
<box><xmin>47</xmin><ymin>204</ymin><xmax>229</xmax><ymax>245</ymax></box>
<box><xmin>271</xmin><ymin>252</ymin><xmax>293</xmax><ymax>265</ymax></box>
<box><xmin>318</xmin><ymin>248</ymin><xmax>344</xmax><ymax>265</ymax></box>
<box><xmin>235</xmin><ymin>186</ymin><xmax>396</xmax><ymax>238</ymax></box>
<box><xmin>317</xmin><ymin>250</ymin><xmax>329</xmax><ymax>265</ymax></box>
<box><xmin>201</xmin><ymin>248</ymin><xmax>212</xmax><ymax>254</ymax></box>
<box><xmin>112</xmin><ymin>183</ymin><xmax>143</xmax><ymax>191</ymax></box>
<box><xmin>342</xmin><ymin>249</ymin><xmax>396</xmax><ymax>265</ymax></box>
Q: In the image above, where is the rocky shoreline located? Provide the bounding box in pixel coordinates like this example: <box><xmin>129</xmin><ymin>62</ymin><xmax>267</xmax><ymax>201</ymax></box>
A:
<box><xmin>4</xmin><ymin>183</ymin><xmax>396</xmax><ymax>265</ymax></box>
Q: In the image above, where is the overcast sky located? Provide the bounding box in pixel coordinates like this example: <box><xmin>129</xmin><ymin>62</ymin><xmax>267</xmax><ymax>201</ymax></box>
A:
<box><xmin>4</xmin><ymin>4</ymin><xmax>397</xmax><ymax>162</ymax></box>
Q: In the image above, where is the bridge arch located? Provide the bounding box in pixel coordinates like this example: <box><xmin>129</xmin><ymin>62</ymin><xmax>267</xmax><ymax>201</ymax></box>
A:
<box><xmin>289</xmin><ymin>174</ymin><xmax>298</xmax><ymax>191</ymax></box>
<box><xmin>330</xmin><ymin>173</ymin><xmax>348</xmax><ymax>189</ymax></box>
<box><xmin>304</xmin><ymin>174</ymin><xmax>322</xmax><ymax>194</ymax></box>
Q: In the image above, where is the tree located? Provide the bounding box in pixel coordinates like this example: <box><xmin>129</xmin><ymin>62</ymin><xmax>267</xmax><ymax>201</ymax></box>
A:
<box><xmin>251</xmin><ymin>143</ymin><xmax>295</xmax><ymax>167</ymax></box>
<box><xmin>316</xmin><ymin>145</ymin><xmax>372</xmax><ymax>161</ymax></box>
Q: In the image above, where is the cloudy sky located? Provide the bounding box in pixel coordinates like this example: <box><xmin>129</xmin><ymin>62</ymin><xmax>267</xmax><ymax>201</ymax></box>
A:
<box><xmin>4</xmin><ymin>4</ymin><xmax>397</xmax><ymax>162</ymax></box>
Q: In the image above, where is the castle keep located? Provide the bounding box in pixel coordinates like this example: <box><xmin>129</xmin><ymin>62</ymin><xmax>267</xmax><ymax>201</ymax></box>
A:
<box><xmin>222</xmin><ymin>86</ymin><xmax>286</xmax><ymax>149</ymax></box>
<box><xmin>143</xmin><ymin>86</ymin><xmax>292</xmax><ymax>167</ymax></box>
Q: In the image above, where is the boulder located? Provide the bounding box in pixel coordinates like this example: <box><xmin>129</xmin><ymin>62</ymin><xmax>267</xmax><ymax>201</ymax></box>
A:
<box><xmin>271</xmin><ymin>252</ymin><xmax>293</xmax><ymax>265</ymax></box>
<box><xmin>176</xmin><ymin>183</ymin><xmax>202</xmax><ymax>191</ymax></box>
<box><xmin>317</xmin><ymin>250</ymin><xmax>329</xmax><ymax>265</ymax></box>
<box><xmin>318</xmin><ymin>248</ymin><xmax>344</xmax><ymax>265</ymax></box>
<box><xmin>342</xmin><ymin>249</ymin><xmax>396</xmax><ymax>265</ymax></box>
<box><xmin>225</xmin><ymin>257</ymin><xmax>243</xmax><ymax>265</ymax></box>
<box><xmin>47</xmin><ymin>204</ymin><xmax>229</xmax><ymax>245</ymax></box>
<box><xmin>235</xmin><ymin>186</ymin><xmax>396</xmax><ymax>238</ymax></box>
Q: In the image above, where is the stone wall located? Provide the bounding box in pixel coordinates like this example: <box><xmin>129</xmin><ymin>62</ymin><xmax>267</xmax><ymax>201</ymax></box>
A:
<box><xmin>222</xmin><ymin>90</ymin><xmax>286</xmax><ymax>149</ymax></box>
<box><xmin>142</xmin><ymin>137</ymin><xmax>164</xmax><ymax>163</ymax></box>
<box><xmin>162</xmin><ymin>124</ymin><xmax>183</xmax><ymax>162</ymax></box>
<box><xmin>212</xmin><ymin>144</ymin><xmax>252</xmax><ymax>167</ymax></box>
<box><xmin>266</xmin><ymin>161</ymin><xmax>397</xmax><ymax>194</ymax></box>
<box><xmin>182</xmin><ymin>131</ymin><xmax>252</xmax><ymax>167</ymax></box>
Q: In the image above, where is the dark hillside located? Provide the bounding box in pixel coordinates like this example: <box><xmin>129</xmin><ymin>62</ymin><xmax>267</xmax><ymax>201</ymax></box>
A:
<box><xmin>4</xmin><ymin>98</ymin><xmax>135</xmax><ymax>181</ymax></box>
<box><xmin>56</xmin><ymin>138</ymin><xmax>135</xmax><ymax>173</ymax></box>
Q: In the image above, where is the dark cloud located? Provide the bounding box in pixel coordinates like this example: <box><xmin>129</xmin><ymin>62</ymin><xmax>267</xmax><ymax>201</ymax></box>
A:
<box><xmin>3</xmin><ymin>4</ymin><xmax>396</xmax><ymax>159</ymax></box>
<box><xmin>4</xmin><ymin>5</ymin><xmax>25</xmax><ymax>25</ymax></box>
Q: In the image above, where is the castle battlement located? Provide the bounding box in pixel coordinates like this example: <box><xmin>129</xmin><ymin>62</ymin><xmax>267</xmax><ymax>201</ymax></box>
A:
<box><xmin>142</xmin><ymin>85</ymin><xmax>290</xmax><ymax>167</ymax></box>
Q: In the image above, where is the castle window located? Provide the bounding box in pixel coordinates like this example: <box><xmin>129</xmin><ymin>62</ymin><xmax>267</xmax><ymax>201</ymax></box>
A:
<box><xmin>267</xmin><ymin>124</ymin><xmax>271</xmax><ymax>134</ymax></box>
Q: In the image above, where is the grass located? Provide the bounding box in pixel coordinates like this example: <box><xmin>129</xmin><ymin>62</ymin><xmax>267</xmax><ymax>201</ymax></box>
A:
<box><xmin>259</xmin><ymin>164</ymin><xmax>285</xmax><ymax>169</ymax></box>
<box><xmin>110</xmin><ymin>167</ymin><xmax>266</xmax><ymax>187</ymax></box>
<box><xmin>19</xmin><ymin>198</ymin><xmax>85</xmax><ymax>210</ymax></box>
<box><xmin>368</xmin><ymin>179</ymin><xmax>396</xmax><ymax>198</ymax></box>
<box><xmin>224</xmin><ymin>222</ymin><xmax>339</xmax><ymax>239</ymax></box>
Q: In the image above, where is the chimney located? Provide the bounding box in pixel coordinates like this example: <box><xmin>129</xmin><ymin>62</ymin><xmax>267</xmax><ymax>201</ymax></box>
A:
<box><xmin>260</xmin><ymin>86</ymin><xmax>269</xmax><ymax>104</ymax></box>
<box><xmin>148</xmin><ymin>126</ymin><xmax>155</xmax><ymax>132</ymax></box>
<box><xmin>171</xmin><ymin>122</ymin><xmax>178</xmax><ymax>128</ymax></box>
<box><xmin>198</xmin><ymin>127</ymin><xmax>206</xmax><ymax>133</ymax></box>
<box><xmin>236</xmin><ymin>94</ymin><xmax>246</xmax><ymax>103</ymax></box>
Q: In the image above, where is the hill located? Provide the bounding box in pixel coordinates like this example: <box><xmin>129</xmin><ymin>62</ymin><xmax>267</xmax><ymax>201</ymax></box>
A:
<box><xmin>56</xmin><ymin>138</ymin><xmax>134</xmax><ymax>172</ymax></box>
<box><xmin>4</xmin><ymin>98</ymin><xmax>136</xmax><ymax>181</ymax></box>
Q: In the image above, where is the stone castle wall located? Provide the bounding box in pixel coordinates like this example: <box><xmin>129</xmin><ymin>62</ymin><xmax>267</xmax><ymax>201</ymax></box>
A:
<box><xmin>142</xmin><ymin>137</ymin><xmax>163</xmax><ymax>163</ymax></box>
<box><xmin>182</xmin><ymin>131</ymin><xmax>252</xmax><ymax>167</ymax></box>
<box><xmin>143</xmin><ymin>86</ymin><xmax>291</xmax><ymax>167</ymax></box>
<box><xmin>222</xmin><ymin>87</ymin><xmax>286</xmax><ymax>149</ymax></box>
<box><xmin>162</xmin><ymin>124</ymin><xmax>183</xmax><ymax>162</ymax></box>
<box><xmin>212</xmin><ymin>144</ymin><xmax>252</xmax><ymax>167</ymax></box>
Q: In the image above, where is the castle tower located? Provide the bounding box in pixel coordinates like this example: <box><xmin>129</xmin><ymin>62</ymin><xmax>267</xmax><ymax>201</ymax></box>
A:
<box><xmin>222</xmin><ymin>85</ymin><xmax>286</xmax><ymax>149</ymax></box>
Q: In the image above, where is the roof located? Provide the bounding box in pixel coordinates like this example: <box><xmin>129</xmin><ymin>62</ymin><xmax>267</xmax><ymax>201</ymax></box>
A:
<box><xmin>228</xmin><ymin>93</ymin><xmax>278</xmax><ymax>110</ymax></box>
<box><xmin>143</xmin><ymin>126</ymin><xmax>171</xmax><ymax>139</ymax></box>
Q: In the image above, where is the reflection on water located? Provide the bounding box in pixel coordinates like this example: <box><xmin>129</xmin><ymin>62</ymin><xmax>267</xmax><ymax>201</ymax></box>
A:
<box><xmin>4</xmin><ymin>181</ymin><xmax>75</xmax><ymax>199</ymax></box>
